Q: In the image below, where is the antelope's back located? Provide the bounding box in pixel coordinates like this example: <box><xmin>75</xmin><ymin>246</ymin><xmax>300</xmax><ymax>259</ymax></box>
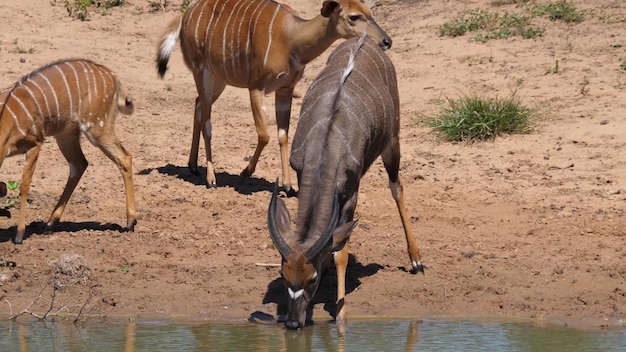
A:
<box><xmin>290</xmin><ymin>36</ymin><xmax>399</xmax><ymax>174</ymax></box>
<box><xmin>180</xmin><ymin>0</ymin><xmax>290</xmax><ymax>86</ymax></box>
<box><xmin>2</xmin><ymin>59</ymin><xmax>119</xmax><ymax>137</ymax></box>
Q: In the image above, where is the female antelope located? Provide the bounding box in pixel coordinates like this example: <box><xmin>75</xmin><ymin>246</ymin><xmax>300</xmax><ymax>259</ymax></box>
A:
<box><xmin>156</xmin><ymin>0</ymin><xmax>392</xmax><ymax>192</ymax></box>
<box><xmin>0</xmin><ymin>59</ymin><xmax>137</xmax><ymax>244</ymax></box>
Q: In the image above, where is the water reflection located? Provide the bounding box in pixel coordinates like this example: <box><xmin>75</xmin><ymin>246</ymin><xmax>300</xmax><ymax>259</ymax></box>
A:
<box><xmin>0</xmin><ymin>318</ymin><xmax>624</xmax><ymax>351</ymax></box>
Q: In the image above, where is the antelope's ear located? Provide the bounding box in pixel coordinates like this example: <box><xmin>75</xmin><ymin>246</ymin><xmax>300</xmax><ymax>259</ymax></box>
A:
<box><xmin>321</xmin><ymin>0</ymin><xmax>340</xmax><ymax>17</ymax></box>
<box><xmin>331</xmin><ymin>220</ymin><xmax>358</xmax><ymax>252</ymax></box>
<box><xmin>275</xmin><ymin>197</ymin><xmax>292</xmax><ymax>233</ymax></box>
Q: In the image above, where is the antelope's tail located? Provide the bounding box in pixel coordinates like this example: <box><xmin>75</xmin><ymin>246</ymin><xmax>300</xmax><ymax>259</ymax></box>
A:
<box><xmin>156</xmin><ymin>17</ymin><xmax>183</xmax><ymax>78</ymax></box>
<box><xmin>116</xmin><ymin>80</ymin><xmax>134</xmax><ymax>116</ymax></box>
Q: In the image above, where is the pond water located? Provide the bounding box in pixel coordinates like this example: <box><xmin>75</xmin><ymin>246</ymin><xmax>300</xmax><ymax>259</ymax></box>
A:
<box><xmin>0</xmin><ymin>318</ymin><xmax>624</xmax><ymax>351</ymax></box>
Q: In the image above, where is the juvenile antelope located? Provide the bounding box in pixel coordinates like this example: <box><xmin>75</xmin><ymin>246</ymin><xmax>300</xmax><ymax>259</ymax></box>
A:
<box><xmin>267</xmin><ymin>35</ymin><xmax>424</xmax><ymax>330</ymax></box>
<box><xmin>0</xmin><ymin>59</ymin><xmax>137</xmax><ymax>244</ymax></box>
<box><xmin>156</xmin><ymin>0</ymin><xmax>392</xmax><ymax>192</ymax></box>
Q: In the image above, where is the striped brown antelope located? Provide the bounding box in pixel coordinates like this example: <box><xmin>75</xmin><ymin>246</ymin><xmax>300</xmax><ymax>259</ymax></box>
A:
<box><xmin>267</xmin><ymin>34</ymin><xmax>423</xmax><ymax>330</ymax></box>
<box><xmin>0</xmin><ymin>59</ymin><xmax>137</xmax><ymax>244</ymax></box>
<box><xmin>156</xmin><ymin>0</ymin><xmax>392</xmax><ymax>192</ymax></box>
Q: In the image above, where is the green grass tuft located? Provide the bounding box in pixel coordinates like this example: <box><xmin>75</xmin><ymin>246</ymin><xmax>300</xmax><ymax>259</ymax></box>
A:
<box><xmin>440</xmin><ymin>1</ymin><xmax>584</xmax><ymax>42</ymax></box>
<box><xmin>529</xmin><ymin>1</ymin><xmax>584</xmax><ymax>23</ymax></box>
<box><xmin>440</xmin><ymin>9</ymin><xmax>543</xmax><ymax>42</ymax></box>
<box><xmin>425</xmin><ymin>94</ymin><xmax>535</xmax><ymax>142</ymax></box>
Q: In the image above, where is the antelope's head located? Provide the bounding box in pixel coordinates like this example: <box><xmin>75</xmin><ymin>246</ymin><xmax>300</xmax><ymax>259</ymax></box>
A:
<box><xmin>267</xmin><ymin>186</ymin><xmax>356</xmax><ymax>329</ymax></box>
<box><xmin>321</xmin><ymin>0</ymin><xmax>392</xmax><ymax>50</ymax></box>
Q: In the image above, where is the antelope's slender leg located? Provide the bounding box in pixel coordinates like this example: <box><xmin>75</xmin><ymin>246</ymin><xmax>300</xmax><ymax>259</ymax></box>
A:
<box><xmin>240</xmin><ymin>88</ymin><xmax>269</xmax><ymax>180</ymax></box>
<box><xmin>275</xmin><ymin>87</ymin><xmax>294</xmax><ymax>193</ymax></box>
<box><xmin>188</xmin><ymin>97</ymin><xmax>202</xmax><ymax>175</ymax></box>
<box><xmin>334</xmin><ymin>242</ymin><xmax>349</xmax><ymax>327</ymax></box>
<box><xmin>45</xmin><ymin>131</ymin><xmax>88</xmax><ymax>234</ymax></box>
<box><xmin>381</xmin><ymin>141</ymin><xmax>423</xmax><ymax>273</ymax></box>
<box><xmin>15</xmin><ymin>145</ymin><xmax>41</xmax><ymax>244</ymax></box>
<box><xmin>192</xmin><ymin>68</ymin><xmax>226</xmax><ymax>187</ymax></box>
<box><xmin>93</xmin><ymin>133</ymin><xmax>137</xmax><ymax>232</ymax></box>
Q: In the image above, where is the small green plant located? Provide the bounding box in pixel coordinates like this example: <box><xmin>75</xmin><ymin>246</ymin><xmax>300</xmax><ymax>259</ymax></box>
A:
<box><xmin>529</xmin><ymin>1</ymin><xmax>584</xmax><ymax>23</ymax></box>
<box><xmin>2</xmin><ymin>181</ymin><xmax>20</xmax><ymax>209</ymax></box>
<box><xmin>148</xmin><ymin>0</ymin><xmax>168</xmax><ymax>11</ymax></box>
<box><xmin>64</xmin><ymin>0</ymin><xmax>124</xmax><ymax>20</ymax></box>
<box><xmin>425</xmin><ymin>94</ymin><xmax>535</xmax><ymax>142</ymax></box>
<box><xmin>181</xmin><ymin>0</ymin><xmax>191</xmax><ymax>12</ymax></box>
<box><xmin>440</xmin><ymin>9</ymin><xmax>543</xmax><ymax>42</ymax></box>
<box><xmin>120</xmin><ymin>263</ymin><xmax>130</xmax><ymax>274</ymax></box>
<box><xmin>440</xmin><ymin>9</ymin><xmax>495</xmax><ymax>37</ymax></box>
<box><xmin>65</xmin><ymin>0</ymin><xmax>92</xmax><ymax>21</ymax></box>
<box><xmin>10</xmin><ymin>46</ymin><xmax>37</xmax><ymax>54</ymax></box>
<box><xmin>546</xmin><ymin>59</ymin><xmax>560</xmax><ymax>74</ymax></box>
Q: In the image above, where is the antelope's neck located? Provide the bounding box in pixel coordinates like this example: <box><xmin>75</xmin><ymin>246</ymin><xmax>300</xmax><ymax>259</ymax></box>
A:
<box><xmin>287</xmin><ymin>15</ymin><xmax>339</xmax><ymax>65</ymax></box>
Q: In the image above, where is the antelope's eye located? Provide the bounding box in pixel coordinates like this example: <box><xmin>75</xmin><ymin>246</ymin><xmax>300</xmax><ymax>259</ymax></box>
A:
<box><xmin>349</xmin><ymin>15</ymin><xmax>361</xmax><ymax>22</ymax></box>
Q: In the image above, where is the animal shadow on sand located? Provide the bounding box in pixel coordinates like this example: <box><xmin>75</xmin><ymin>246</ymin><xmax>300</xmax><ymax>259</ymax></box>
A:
<box><xmin>250</xmin><ymin>254</ymin><xmax>383</xmax><ymax>325</ymax></box>
<box><xmin>0</xmin><ymin>221</ymin><xmax>129</xmax><ymax>244</ymax></box>
<box><xmin>139</xmin><ymin>164</ymin><xmax>277</xmax><ymax>195</ymax></box>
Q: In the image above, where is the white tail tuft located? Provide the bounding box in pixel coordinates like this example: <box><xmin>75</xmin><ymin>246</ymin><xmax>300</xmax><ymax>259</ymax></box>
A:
<box><xmin>160</xmin><ymin>28</ymin><xmax>180</xmax><ymax>60</ymax></box>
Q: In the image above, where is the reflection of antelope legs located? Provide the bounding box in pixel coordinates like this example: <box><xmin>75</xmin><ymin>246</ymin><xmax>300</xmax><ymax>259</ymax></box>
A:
<box><xmin>19</xmin><ymin>323</ymin><xmax>28</xmax><ymax>352</ymax></box>
<box><xmin>124</xmin><ymin>322</ymin><xmax>136</xmax><ymax>352</ymax></box>
<box><xmin>404</xmin><ymin>320</ymin><xmax>420</xmax><ymax>352</ymax></box>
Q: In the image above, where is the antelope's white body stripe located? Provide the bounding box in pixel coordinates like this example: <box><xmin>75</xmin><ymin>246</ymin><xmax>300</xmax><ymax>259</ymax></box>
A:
<box><xmin>29</xmin><ymin>79</ymin><xmax>52</xmax><ymax>119</ymax></box>
<box><xmin>12</xmin><ymin>93</ymin><xmax>38</xmax><ymax>136</ymax></box>
<box><xmin>263</xmin><ymin>5</ymin><xmax>280</xmax><ymax>68</ymax></box>
<box><xmin>21</xmin><ymin>84</ymin><xmax>44</xmax><ymax>125</ymax></box>
<box><xmin>53</xmin><ymin>65</ymin><xmax>72</xmax><ymax>120</ymax></box>
<box><xmin>37</xmin><ymin>72</ymin><xmax>61</xmax><ymax>120</ymax></box>
<box><xmin>66</xmin><ymin>62</ymin><xmax>82</xmax><ymax>120</ymax></box>
<box><xmin>6</xmin><ymin>105</ymin><xmax>27</xmax><ymax>136</ymax></box>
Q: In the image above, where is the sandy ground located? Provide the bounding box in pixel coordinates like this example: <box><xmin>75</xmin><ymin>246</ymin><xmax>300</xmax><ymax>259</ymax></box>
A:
<box><xmin>0</xmin><ymin>0</ymin><xmax>625</xmax><ymax>329</ymax></box>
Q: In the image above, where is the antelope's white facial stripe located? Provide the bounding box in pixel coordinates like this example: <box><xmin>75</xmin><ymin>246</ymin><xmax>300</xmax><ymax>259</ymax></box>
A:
<box><xmin>288</xmin><ymin>288</ymin><xmax>304</xmax><ymax>300</ymax></box>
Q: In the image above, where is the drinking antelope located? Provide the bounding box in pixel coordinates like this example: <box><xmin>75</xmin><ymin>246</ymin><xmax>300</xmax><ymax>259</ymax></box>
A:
<box><xmin>0</xmin><ymin>59</ymin><xmax>137</xmax><ymax>244</ymax></box>
<box><xmin>267</xmin><ymin>34</ymin><xmax>424</xmax><ymax>330</ymax></box>
<box><xmin>156</xmin><ymin>0</ymin><xmax>392</xmax><ymax>192</ymax></box>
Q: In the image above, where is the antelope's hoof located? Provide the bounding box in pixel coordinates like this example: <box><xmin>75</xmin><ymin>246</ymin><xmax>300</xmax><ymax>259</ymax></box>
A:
<box><xmin>283</xmin><ymin>187</ymin><xmax>298</xmax><ymax>198</ymax></box>
<box><xmin>188</xmin><ymin>164</ymin><xmax>200</xmax><ymax>176</ymax></box>
<box><xmin>125</xmin><ymin>219</ymin><xmax>137</xmax><ymax>232</ymax></box>
<box><xmin>14</xmin><ymin>231</ymin><xmax>25</xmax><ymax>245</ymax></box>
<box><xmin>410</xmin><ymin>261</ymin><xmax>425</xmax><ymax>274</ymax></box>
<box><xmin>43</xmin><ymin>221</ymin><xmax>57</xmax><ymax>235</ymax></box>
<box><xmin>239</xmin><ymin>168</ymin><xmax>252</xmax><ymax>180</ymax></box>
